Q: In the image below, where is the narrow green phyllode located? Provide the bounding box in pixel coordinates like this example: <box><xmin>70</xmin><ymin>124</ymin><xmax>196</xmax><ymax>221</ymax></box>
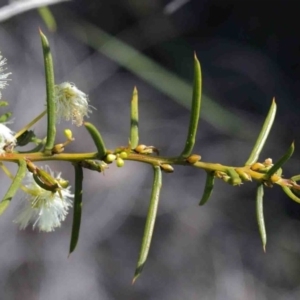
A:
<box><xmin>265</xmin><ymin>142</ymin><xmax>294</xmax><ymax>178</ymax></box>
<box><xmin>69</xmin><ymin>163</ymin><xmax>84</xmax><ymax>255</ymax></box>
<box><xmin>40</xmin><ymin>29</ymin><xmax>56</xmax><ymax>155</ymax></box>
<box><xmin>0</xmin><ymin>160</ymin><xmax>27</xmax><ymax>215</ymax></box>
<box><xmin>256</xmin><ymin>183</ymin><xmax>266</xmax><ymax>252</ymax></box>
<box><xmin>84</xmin><ymin>122</ymin><xmax>107</xmax><ymax>159</ymax></box>
<box><xmin>245</xmin><ymin>99</ymin><xmax>277</xmax><ymax>166</ymax></box>
<box><xmin>132</xmin><ymin>165</ymin><xmax>162</xmax><ymax>284</ymax></box>
<box><xmin>130</xmin><ymin>86</ymin><xmax>139</xmax><ymax>149</ymax></box>
<box><xmin>181</xmin><ymin>53</ymin><xmax>202</xmax><ymax>158</ymax></box>
<box><xmin>199</xmin><ymin>171</ymin><xmax>215</xmax><ymax>205</ymax></box>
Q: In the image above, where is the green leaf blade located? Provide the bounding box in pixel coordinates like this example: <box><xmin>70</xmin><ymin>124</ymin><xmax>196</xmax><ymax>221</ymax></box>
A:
<box><xmin>132</xmin><ymin>165</ymin><xmax>162</xmax><ymax>284</ymax></box>
<box><xmin>266</xmin><ymin>142</ymin><xmax>294</xmax><ymax>177</ymax></box>
<box><xmin>84</xmin><ymin>122</ymin><xmax>107</xmax><ymax>159</ymax></box>
<box><xmin>130</xmin><ymin>86</ymin><xmax>139</xmax><ymax>149</ymax></box>
<box><xmin>181</xmin><ymin>53</ymin><xmax>202</xmax><ymax>158</ymax></box>
<box><xmin>40</xmin><ymin>30</ymin><xmax>56</xmax><ymax>155</ymax></box>
<box><xmin>256</xmin><ymin>183</ymin><xmax>266</xmax><ymax>252</ymax></box>
<box><xmin>199</xmin><ymin>171</ymin><xmax>215</xmax><ymax>205</ymax></box>
<box><xmin>0</xmin><ymin>160</ymin><xmax>27</xmax><ymax>216</ymax></box>
<box><xmin>69</xmin><ymin>163</ymin><xmax>84</xmax><ymax>256</ymax></box>
<box><xmin>245</xmin><ymin>99</ymin><xmax>277</xmax><ymax>166</ymax></box>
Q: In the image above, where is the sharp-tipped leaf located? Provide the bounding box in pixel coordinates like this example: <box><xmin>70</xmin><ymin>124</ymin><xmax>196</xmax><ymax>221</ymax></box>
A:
<box><xmin>181</xmin><ymin>53</ymin><xmax>202</xmax><ymax>158</ymax></box>
<box><xmin>133</xmin><ymin>165</ymin><xmax>162</xmax><ymax>284</ymax></box>
<box><xmin>84</xmin><ymin>122</ymin><xmax>106</xmax><ymax>159</ymax></box>
<box><xmin>282</xmin><ymin>186</ymin><xmax>300</xmax><ymax>204</ymax></box>
<box><xmin>130</xmin><ymin>86</ymin><xmax>139</xmax><ymax>149</ymax></box>
<box><xmin>69</xmin><ymin>163</ymin><xmax>84</xmax><ymax>255</ymax></box>
<box><xmin>256</xmin><ymin>183</ymin><xmax>266</xmax><ymax>252</ymax></box>
<box><xmin>266</xmin><ymin>142</ymin><xmax>294</xmax><ymax>177</ymax></box>
<box><xmin>0</xmin><ymin>160</ymin><xmax>27</xmax><ymax>215</ymax></box>
<box><xmin>40</xmin><ymin>30</ymin><xmax>56</xmax><ymax>155</ymax></box>
<box><xmin>199</xmin><ymin>171</ymin><xmax>215</xmax><ymax>205</ymax></box>
<box><xmin>245</xmin><ymin>99</ymin><xmax>277</xmax><ymax>165</ymax></box>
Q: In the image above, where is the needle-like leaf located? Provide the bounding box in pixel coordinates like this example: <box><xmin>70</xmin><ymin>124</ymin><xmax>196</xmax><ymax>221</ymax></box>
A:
<box><xmin>69</xmin><ymin>163</ymin><xmax>84</xmax><ymax>256</ymax></box>
<box><xmin>181</xmin><ymin>53</ymin><xmax>202</xmax><ymax>158</ymax></box>
<box><xmin>40</xmin><ymin>29</ymin><xmax>56</xmax><ymax>155</ymax></box>
<box><xmin>84</xmin><ymin>122</ymin><xmax>107</xmax><ymax>159</ymax></box>
<box><xmin>132</xmin><ymin>165</ymin><xmax>162</xmax><ymax>284</ymax></box>
<box><xmin>199</xmin><ymin>171</ymin><xmax>215</xmax><ymax>205</ymax></box>
<box><xmin>130</xmin><ymin>86</ymin><xmax>139</xmax><ymax>149</ymax></box>
<box><xmin>245</xmin><ymin>99</ymin><xmax>277</xmax><ymax>165</ymax></box>
<box><xmin>0</xmin><ymin>160</ymin><xmax>27</xmax><ymax>215</ymax></box>
<box><xmin>266</xmin><ymin>142</ymin><xmax>294</xmax><ymax>177</ymax></box>
<box><xmin>256</xmin><ymin>183</ymin><xmax>266</xmax><ymax>252</ymax></box>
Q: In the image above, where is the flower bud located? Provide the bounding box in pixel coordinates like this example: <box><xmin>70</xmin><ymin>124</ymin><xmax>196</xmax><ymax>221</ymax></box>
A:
<box><xmin>263</xmin><ymin>158</ymin><xmax>273</xmax><ymax>166</ymax></box>
<box><xmin>160</xmin><ymin>164</ymin><xmax>174</xmax><ymax>173</ymax></box>
<box><xmin>116</xmin><ymin>157</ymin><xmax>125</xmax><ymax>167</ymax></box>
<box><xmin>134</xmin><ymin>144</ymin><xmax>159</xmax><ymax>155</ymax></box>
<box><xmin>250</xmin><ymin>162</ymin><xmax>265</xmax><ymax>171</ymax></box>
<box><xmin>64</xmin><ymin>129</ymin><xmax>73</xmax><ymax>141</ymax></box>
<box><xmin>52</xmin><ymin>143</ymin><xmax>65</xmax><ymax>154</ymax></box>
<box><xmin>119</xmin><ymin>151</ymin><xmax>128</xmax><ymax>159</ymax></box>
<box><xmin>105</xmin><ymin>154</ymin><xmax>117</xmax><ymax>163</ymax></box>
<box><xmin>186</xmin><ymin>154</ymin><xmax>201</xmax><ymax>164</ymax></box>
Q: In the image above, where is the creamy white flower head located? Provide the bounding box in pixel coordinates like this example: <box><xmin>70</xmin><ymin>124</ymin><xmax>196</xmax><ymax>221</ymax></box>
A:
<box><xmin>14</xmin><ymin>166</ymin><xmax>74</xmax><ymax>232</ymax></box>
<box><xmin>54</xmin><ymin>82</ymin><xmax>93</xmax><ymax>126</ymax></box>
<box><xmin>0</xmin><ymin>123</ymin><xmax>16</xmax><ymax>155</ymax></box>
<box><xmin>0</xmin><ymin>52</ymin><xmax>11</xmax><ymax>99</ymax></box>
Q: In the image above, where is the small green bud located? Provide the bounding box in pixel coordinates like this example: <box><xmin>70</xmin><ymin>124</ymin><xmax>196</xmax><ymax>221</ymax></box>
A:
<box><xmin>119</xmin><ymin>151</ymin><xmax>128</xmax><ymax>159</ymax></box>
<box><xmin>105</xmin><ymin>154</ymin><xmax>117</xmax><ymax>163</ymax></box>
<box><xmin>64</xmin><ymin>129</ymin><xmax>73</xmax><ymax>140</ymax></box>
<box><xmin>116</xmin><ymin>157</ymin><xmax>125</xmax><ymax>167</ymax></box>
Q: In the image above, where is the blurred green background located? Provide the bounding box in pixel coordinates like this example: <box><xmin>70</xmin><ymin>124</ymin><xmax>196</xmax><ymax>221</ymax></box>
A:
<box><xmin>1</xmin><ymin>1</ymin><xmax>300</xmax><ymax>299</ymax></box>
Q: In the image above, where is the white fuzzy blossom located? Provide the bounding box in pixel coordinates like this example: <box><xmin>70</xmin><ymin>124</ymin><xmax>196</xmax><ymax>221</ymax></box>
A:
<box><xmin>0</xmin><ymin>123</ymin><xmax>16</xmax><ymax>154</ymax></box>
<box><xmin>54</xmin><ymin>82</ymin><xmax>93</xmax><ymax>126</ymax></box>
<box><xmin>0</xmin><ymin>51</ymin><xmax>11</xmax><ymax>99</ymax></box>
<box><xmin>14</xmin><ymin>166</ymin><xmax>74</xmax><ymax>232</ymax></box>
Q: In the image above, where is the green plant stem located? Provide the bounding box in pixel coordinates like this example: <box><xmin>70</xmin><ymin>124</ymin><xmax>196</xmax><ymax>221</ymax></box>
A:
<box><xmin>0</xmin><ymin>151</ymin><xmax>267</xmax><ymax>182</ymax></box>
